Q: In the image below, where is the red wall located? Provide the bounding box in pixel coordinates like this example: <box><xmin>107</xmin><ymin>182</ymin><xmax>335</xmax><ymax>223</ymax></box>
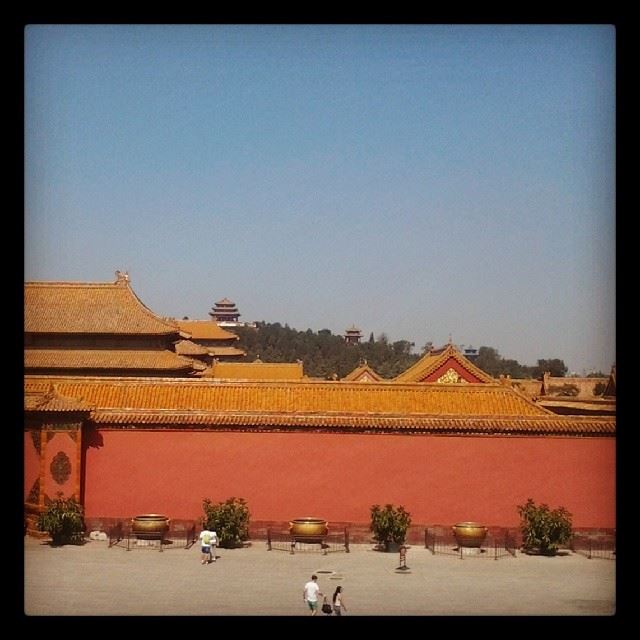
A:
<box><xmin>24</xmin><ymin>431</ymin><xmax>40</xmax><ymax>502</ymax></box>
<box><xmin>44</xmin><ymin>432</ymin><xmax>78</xmax><ymax>500</ymax></box>
<box><xmin>83</xmin><ymin>430</ymin><xmax>615</xmax><ymax>528</ymax></box>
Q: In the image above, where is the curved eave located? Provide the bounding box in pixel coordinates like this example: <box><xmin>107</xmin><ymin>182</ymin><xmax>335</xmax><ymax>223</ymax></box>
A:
<box><xmin>89</xmin><ymin>410</ymin><xmax>615</xmax><ymax>436</ymax></box>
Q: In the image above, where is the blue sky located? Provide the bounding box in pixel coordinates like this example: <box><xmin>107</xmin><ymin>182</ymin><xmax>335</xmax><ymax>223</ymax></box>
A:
<box><xmin>24</xmin><ymin>24</ymin><xmax>615</xmax><ymax>374</ymax></box>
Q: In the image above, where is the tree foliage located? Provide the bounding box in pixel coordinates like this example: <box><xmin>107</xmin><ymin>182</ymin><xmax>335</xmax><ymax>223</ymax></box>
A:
<box><xmin>233</xmin><ymin>323</ymin><xmax>568</xmax><ymax>380</ymax></box>
<box><xmin>517</xmin><ymin>498</ymin><xmax>573</xmax><ymax>555</ymax></box>
<box><xmin>202</xmin><ymin>497</ymin><xmax>250</xmax><ymax>548</ymax></box>
<box><xmin>234</xmin><ymin>322</ymin><xmax>420</xmax><ymax>379</ymax></box>
<box><xmin>370</xmin><ymin>503</ymin><xmax>412</xmax><ymax>550</ymax></box>
<box><xmin>38</xmin><ymin>492</ymin><xmax>85</xmax><ymax>545</ymax></box>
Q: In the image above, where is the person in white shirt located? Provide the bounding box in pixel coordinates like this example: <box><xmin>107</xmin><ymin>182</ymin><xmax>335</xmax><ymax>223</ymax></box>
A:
<box><xmin>198</xmin><ymin>527</ymin><xmax>218</xmax><ymax>564</ymax></box>
<box><xmin>302</xmin><ymin>574</ymin><xmax>323</xmax><ymax>616</ymax></box>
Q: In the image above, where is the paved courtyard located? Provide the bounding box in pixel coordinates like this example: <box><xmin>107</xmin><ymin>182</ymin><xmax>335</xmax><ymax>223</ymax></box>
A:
<box><xmin>23</xmin><ymin>536</ymin><xmax>615</xmax><ymax>617</ymax></box>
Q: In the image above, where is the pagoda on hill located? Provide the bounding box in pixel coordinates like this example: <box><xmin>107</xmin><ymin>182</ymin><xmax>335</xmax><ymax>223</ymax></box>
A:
<box><xmin>209</xmin><ymin>297</ymin><xmax>241</xmax><ymax>326</ymax></box>
<box><xmin>344</xmin><ymin>324</ymin><xmax>363</xmax><ymax>344</ymax></box>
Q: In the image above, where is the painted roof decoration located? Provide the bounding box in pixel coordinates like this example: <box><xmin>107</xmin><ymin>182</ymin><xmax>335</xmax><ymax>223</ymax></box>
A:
<box><xmin>24</xmin><ymin>376</ymin><xmax>615</xmax><ymax>436</ymax></box>
<box><xmin>393</xmin><ymin>343</ymin><xmax>495</xmax><ymax>384</ymax></box>
<box><xmin>25</xmin><ymin>273</ymin><xmax>181</xmax><ymax>335</ymax></box>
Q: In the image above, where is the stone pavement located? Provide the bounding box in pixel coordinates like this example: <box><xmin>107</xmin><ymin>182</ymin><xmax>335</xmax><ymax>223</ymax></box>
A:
<box><xmin>23</xmin><ymin>536</ymin><xmax>615</xmax><ymax>617</ymax></box>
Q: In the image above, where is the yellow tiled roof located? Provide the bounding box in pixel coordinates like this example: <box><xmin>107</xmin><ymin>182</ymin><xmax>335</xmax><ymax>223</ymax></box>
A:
<box><xmin>394</xmin><ymin>344</ymin><xmax>495</xmax><ymax>383</ymax></box>
<box><xmin>174</xmin><ymin>340</ymin><xmax>210</xmax><ymax>356</ymax></box>
<box><xmin>24</xmin><ymin>385</ymin><xmax>93</xmax><ymax>412</ymax></box>
<box><xmin>25</xmin><ymin>280</ymin><xmax>180</xmax><ymax>335</ymax></box>
<box><xmin>342</xmin><ymin>363</ymin><xmax>383</xmax><ymax>382</ymax></box>
<box><xmin>175</xmin><ymin>320</ymin><xmax>239</xmax><ymax>341</ymax></box>
<box><xmin>206</xmin><ymin>361</ymin><xmax>304</xmax><ymax>380</ymax></box>
<box><xmin>207</xmin><ymin>347</ymin><xmax>246</xmax><ymax>357</ymax></box>
<box><xmin>23</xmin><ymin>376</ymin><xmax>615</xmax><ymax>435</ymax></box>
<box><xmin>24</xmin><ymin>349</ymin><xmax>201</xmax><ymax>371</ymax></box>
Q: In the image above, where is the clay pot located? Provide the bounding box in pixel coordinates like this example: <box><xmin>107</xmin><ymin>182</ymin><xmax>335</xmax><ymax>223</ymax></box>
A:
<box><xmin>452</xmin><ymin>522</ymin><xmax>488</xmax><ymax>548</ymax></box>
<box><xmin>131</xmin><ymin>514</ymin><xmax>170</xmax><ymax>539</ymax></box>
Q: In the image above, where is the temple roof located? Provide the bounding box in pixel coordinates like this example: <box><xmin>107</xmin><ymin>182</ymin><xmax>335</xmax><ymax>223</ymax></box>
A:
<box><xmin>342</xmin><ymin>362</ymin><xmax>383</xmax><ymax>382</ymax></box>
<box><xmin>25</xmin><ymin>276</ymin><xmax>181</xmax><ymax>336</ymax></box>
<box><xmin>394</xmin><ymin>343</ymin><xmax>495</xmax><ymax>384</ymax></box>
<box><xmin>174</xmin><ymin>340</ymin><xmax>210</xmax><ymax>356</ymax></box>
<box><xmin>24</xmin><ymin>384</ymin><xmax>93</xmax><ymax>412</ymax></box>
<box><xmin>203</xmin><ymin>360</ymin><xmax>304</xmax><ymax>380</ymax></box>
<box><xmin>207</xmin><ymin>346</ymin><xmax>247</xmax><ymax>357</ymax></box>
<box><xmin>174</xmin><ymin>320</ymin><xmax>239</xmax><ymax>341</ymax></box>
<box><xmin>24</xmin><ymin>349</ymin><xmax>203</xmax><ymax>371</ymax></box>
<box><xmin>214</xmin><ymin>298</ymin><xmax>236</xmax><ymax>306</ymax></box>
<box><xmin>23</xmin><ymin>376</ymin><xmax>614</xmax><ymax>436</ymax></box>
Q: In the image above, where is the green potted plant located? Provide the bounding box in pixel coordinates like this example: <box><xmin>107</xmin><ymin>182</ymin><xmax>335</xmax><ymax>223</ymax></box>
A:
<box><xmin>370</xmin><ymin>503</ymin><xmax>412</xmax><ymax>552</ymax></box>
<box><xmin>517</xmin><ymin>498</ymin><xmax>573</xmax><ymax>556</ymax></box>
<box><xmin>202</xmin><ymin>497</ymin><xmax>250</xmax><ymax>548</ymax></box>
<box><xmin>37</xmin><ymin>492</ymin><xmax>85</xmax><ymax>546</ymax></box>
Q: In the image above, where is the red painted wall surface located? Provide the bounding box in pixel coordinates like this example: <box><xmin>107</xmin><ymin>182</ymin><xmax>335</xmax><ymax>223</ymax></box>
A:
<box><xmin>83</xmin><ymin>430</ymin><xmax>615</xmax><ymax>528</ymax></box>
<box><xmin>24</xmin><ymin>431</ymin><xmax>40</xmax><ymax>502</ymax></box>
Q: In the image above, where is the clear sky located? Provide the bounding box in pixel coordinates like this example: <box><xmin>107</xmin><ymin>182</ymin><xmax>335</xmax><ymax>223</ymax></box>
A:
<box><xmin>24</xmin><ymin>24</ymin><xmax>615</xmax><ymax>375</ymax></box>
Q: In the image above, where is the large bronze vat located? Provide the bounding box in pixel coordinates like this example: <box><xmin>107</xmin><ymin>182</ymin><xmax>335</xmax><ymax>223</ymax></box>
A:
<box><xmin>289</xmin><ymin>517</ymin><xmax>328</xmax><ymax>543</ymax></box>
<box><xmin>131</xmin><ymin>514</ymin><xmax>170</xmax><ymax>540</ymax></box>
<box><xmin>452</xmin><ymin>522</ymin><xmax>488</xmax><ymax>548</ymax></box>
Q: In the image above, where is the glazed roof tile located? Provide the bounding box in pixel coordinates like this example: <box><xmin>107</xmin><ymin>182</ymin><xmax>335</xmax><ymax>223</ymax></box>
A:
<box><xmin>174</xmin><ymin>340</ymin><xmax>210</xmax><ymax>356</ymax></box>
<box><xmin>342</xmin><ymin>363</ymin><xmax>383</xmax><ymax>382</ymax></box>
<box><xmin>206</xmin><ymin>361</ymin><xmax>304</xmax><ymax>380</ymax></box>
<box><xmin>394</xmin><ymin>343</ymin><xmax>495</xmax><ymax>383</ymax></box>
<box><xmin>207</xmin><ymin>347</ymin><xmax>247</xmax><ymax>357</ymax></box>
<box><xmin>25</xmin><ymin>349</ymin><xmax>201</xmax><ymax>371</ymax></box>
<box><xmin>174</xmin><ymin>320</ymin><xmax>239</xmax><ymax>341</ymax></box>
<box><xmin>25</xmin><ymin>280</ymin><xmax>180</xmax><ymax>335</ymax></box>
<box><xmin>23</xmin><ymin>376</ymin><xmax>614</xmax><ymax>436</ymax></box>
<box><xmin>24</xmin><ymin>385</ymin><xmax>92</xmax><ymax>412</ymax></box>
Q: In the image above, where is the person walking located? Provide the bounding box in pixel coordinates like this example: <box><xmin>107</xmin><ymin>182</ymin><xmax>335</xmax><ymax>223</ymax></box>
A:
<box><xmin>302</xmin><ymin>574</ymin><xmax>323</xmax><ymax>616</ymax></box>
<box><xmin>209</xmin><ymin>529</ymin><xmax>218</xmax><ymax>562</ymax></box>
<box><xmin>332</xmin><ymin>586</ymin><xmax>347</xmax><ymax>616</ymax></box>
<box><xmin>198</xmin><ymin>526</ymin><xmax>216</xmax><ymax>564</ymax></box>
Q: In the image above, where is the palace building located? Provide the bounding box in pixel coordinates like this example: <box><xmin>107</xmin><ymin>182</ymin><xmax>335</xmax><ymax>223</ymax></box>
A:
<box><xmin>24</xmin><ymin>275</ymin><xmax>615</xmax><ymax>535</ymax></box>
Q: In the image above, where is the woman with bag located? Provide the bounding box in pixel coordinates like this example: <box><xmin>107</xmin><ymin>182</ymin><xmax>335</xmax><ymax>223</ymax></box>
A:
<box><xmin>332</xmin><ymin>586</ymin><xmax>347</xmax><ymax>616</ymax></box>
<box><xmin>321</xmin><ymin>596</ymin><xmax>333</xmax><ymax>615</ymax></box>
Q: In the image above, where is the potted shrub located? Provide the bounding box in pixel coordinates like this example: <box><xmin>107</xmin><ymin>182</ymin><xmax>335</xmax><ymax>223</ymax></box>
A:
<box><xmin>202</xmin><ymin>497</ymin><xmax>250</xmax><ymax>548</ymax></box>
<box><xmin>37</xmin><ymin>492</ymin><xmax>85</xmax><ymax>546</ymax></box>
<box><xmin>517</xmin><ymin>498</ymin><xmax>572</xmax><ymax>556</ymax></box>
<box><xmin>370</xmin><ymin>503</ymin><xmax>412</xmax><ymax>552</ymax></box>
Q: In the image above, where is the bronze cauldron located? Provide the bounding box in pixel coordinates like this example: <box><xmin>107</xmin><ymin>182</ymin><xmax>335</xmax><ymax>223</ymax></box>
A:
<box><xmin>452</xmin><ymin>522</ymin><xmax>488</xmax><ymax>548</ymax></box>
<box><xmin>131</xmin><ymin>514</ymin><xmax>170</xmax><ymax>540</ymax></box>
<box><xmin>289</xmin><ymin>517</ymin><xmax>328</xmax><ymax>543</ymax></box>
